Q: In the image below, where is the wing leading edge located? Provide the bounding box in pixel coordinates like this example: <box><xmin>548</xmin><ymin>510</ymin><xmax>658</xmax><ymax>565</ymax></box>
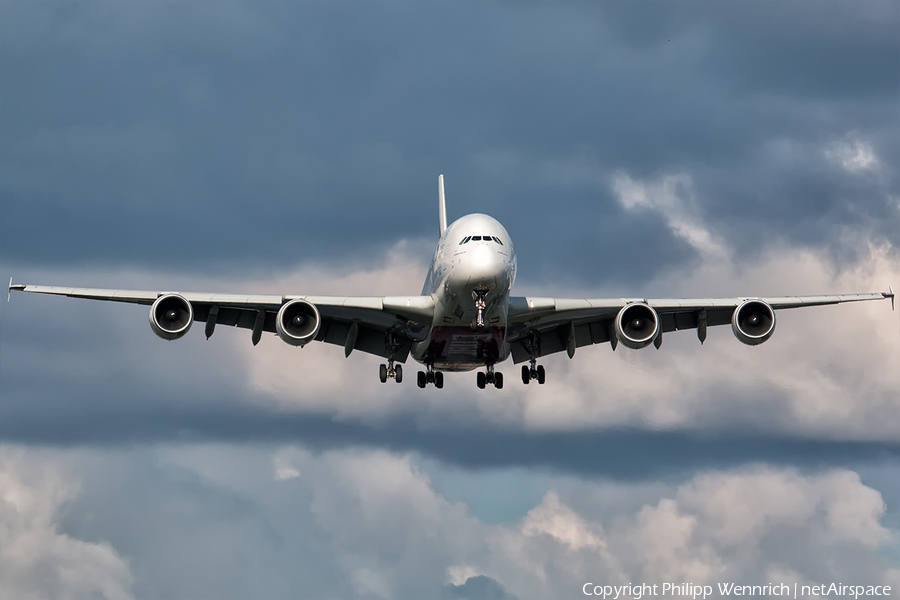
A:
<box><xmin>506</xmin><ymin>291</ymin><xmax>893</xmax><ymax>363</ymax></box>
<box><xmin>9</xmin><ymin>283</ymin><xmax>434</xmax><ymax>362</ymax></box>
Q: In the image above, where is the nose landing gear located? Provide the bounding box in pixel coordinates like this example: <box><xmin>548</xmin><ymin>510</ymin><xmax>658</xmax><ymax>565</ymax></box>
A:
<box><xmin>417</xmin><ymin>364</ymin><xmax>444</xmax><ymax>389</ymax></box>
<box><xmin>476</xmin><ymin>364</ymin><xmax>503</xmax><ymax>389</ymax></box>
<box><xmin>472</xmin><ymin>290</ymin><xmax>488</xmax><ymax>330</ymax></box>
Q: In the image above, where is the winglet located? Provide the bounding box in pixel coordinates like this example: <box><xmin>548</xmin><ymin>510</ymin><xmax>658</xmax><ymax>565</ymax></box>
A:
<box><xmin>886</xmin><ymin>285</ymin><xmax>895</xmax><ymax>311</ymax></box>
<box><xmin>438</xmin><ymin>174</ymin><xmax>447</xmax><ymax>237</ymax></box>
<box><xmin>8</xmin><ymin>278</ymin><xmax>25</xmax><ymax>302</ymax></box>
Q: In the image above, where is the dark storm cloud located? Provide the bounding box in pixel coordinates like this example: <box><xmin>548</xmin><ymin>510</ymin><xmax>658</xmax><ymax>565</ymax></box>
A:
<box><xmin>5</xmin><ymin>387</ymin><xmax>900</xmax><ymax>481</ymax></box>
<box><xmin>0</xmin><ymin>368</ymin><xmax>900</xmax><ymax>479</ymax></box>
<box><xmin>2</xmin><ymin>1</ymin><xmax>896</xmax><ymax>284</ymax></box>
<box><xmin>2</xmin><ymin>4</ymin><xmax>897</xmax><ymax>597</ymax></box>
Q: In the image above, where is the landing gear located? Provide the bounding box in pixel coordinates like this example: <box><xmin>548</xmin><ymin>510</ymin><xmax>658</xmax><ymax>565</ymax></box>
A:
<box><xmin>379</xmin><ymin>362</ymin><xmax>402</xmax><ymax>383</ymax></box>
<box><xmin>521</xmin><ymin>357</ymin><xmax>546</xmax><ymax>384</ymax></box>
<box><xmin>472</xmin><ymin>290</ymin><xmax>487</xmax><ymax>329</ymax></box>
<box><xmin>476</xmin><ymin>364</ymin><xmax>503</xmax><ymax>389</ymax></box>
<box><xmin>417</xmin><ymin>364</ymin><xmax>444</xmax><ymax>389</ymax></box>
<box><xmin>379</xmin><ymin>333</ymin><xmax>403</xmax><ymax>383</ymax></box>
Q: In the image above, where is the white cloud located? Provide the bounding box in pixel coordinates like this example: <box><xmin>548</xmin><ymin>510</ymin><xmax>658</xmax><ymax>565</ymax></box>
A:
<box><xmin>3</xmin><ymin>444</ymin><xmax>895</xmax><ymax>600</ymax></box>
<box><xmin>611</xmin><ymin>171</ymin><xmax>728</xmax><ymax>258</ymax></box>
<box><xmin>521</xmin><ymin>491</ymin><xmax>605</xmax><ymax>551</ymax></box>
<box><xmin>446</xmin><ymin>564</ymin><xmax>480</xmax><ymax>586</ymax></box>
<box><xmin>825</xmin><ymin>136</ymin><xmax>880</xmax><ymax>174</ymax></box>
<box><xmin>0</xmin><ymin>447</ymin><xmax>133</xmax><ymax>600</ymax></box>
<box><xmin>258</xmin><ymin>447</ymin><xmax>898</xmax><ymax>600</ymax></box>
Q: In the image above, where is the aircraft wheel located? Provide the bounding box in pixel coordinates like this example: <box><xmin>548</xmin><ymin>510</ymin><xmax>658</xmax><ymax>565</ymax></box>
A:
<box><xmin>494</xmin><ymin>372</ymin><xmax>503</xmax><ymax>389</ymax></box>
<box><xmin>379</xmin><ymin>364</ymin><xmax>388</xmax><ymax>383</ymax></box>
<box><xmin>394</xmin><ymin>364</ymin><xmax>402</xmax><ymax>383</ymax></box>
<box><xmin>476</xmin><ymin>372</ymin><xmax>486</xmax><ymax>389</ymax></box>
<box><xmin>435</xmin><ymin>372</ymin><xmax>444</xmax><ymax>389</ymax></box>
<box><xmin>521</xmin><ymin>365</ymin><xmax>530</xmax><ymax>384</ymax></box>
<box><xmin>537</xmin><ymin>365</ymin><xmax>546</xmax><ymax>385</ymax></box>
<box><xmin>417</xmin><ymin>371</ymin><xmax>427</xmax><ymax>388</ymax></box>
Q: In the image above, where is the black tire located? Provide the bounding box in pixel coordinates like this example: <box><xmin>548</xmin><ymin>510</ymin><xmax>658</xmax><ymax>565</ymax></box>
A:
<box><xmin>435</xmin><ymin>372</ymin><xmax>444</xmax><ymax>389</ymax></box>
<box><xmin>521</xmin><ymin>365</ymin><xmax>530</xmax><ymax>384</ymax></box>
<box><xmin>379</xmin><ymin>364</ymin><xmax>388</xmax><ymax>383</ymax></box>
<box><xmin>494</xmin><ymin>372</ymin><xmax>503</xmax><ymax>389</ymax></box>
<box><xmin>394</xmin><ymin>364</ymin><xmax>402</xmax><ymax>383</ymax></box>
<box><xmin>417</xmin><ymin>371</ymin><xmax>427</xmax><ymax>388</ymax></box>
<box><xmin>476</xmin><ymin>372</ymin><xmax>486</xmax><ymax>389</ymax></box>
<box><xmin>537</xmin><ymin>365</ymin><xmax>545</xmax><ymax>384</ymax></box>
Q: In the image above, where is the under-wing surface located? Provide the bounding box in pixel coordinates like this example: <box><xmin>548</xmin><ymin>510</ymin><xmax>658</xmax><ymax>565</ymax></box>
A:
<box><xmin>9</xmin><ymin>175</ymin><xmax>894</xmax><ymax>389</ymax></box>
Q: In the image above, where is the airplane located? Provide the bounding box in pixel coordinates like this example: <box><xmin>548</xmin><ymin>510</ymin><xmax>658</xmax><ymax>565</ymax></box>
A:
<box><xmin>9</xmin><ymin>175</ymin><xmax>895</xmax><ymax>390</ymax></box>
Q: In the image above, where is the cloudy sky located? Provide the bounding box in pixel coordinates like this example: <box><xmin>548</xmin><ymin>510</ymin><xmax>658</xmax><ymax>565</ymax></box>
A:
<box><xmin>1</xmin><ymin>1</ymin><xmax>898</xmax><ymax>598</ymax></box>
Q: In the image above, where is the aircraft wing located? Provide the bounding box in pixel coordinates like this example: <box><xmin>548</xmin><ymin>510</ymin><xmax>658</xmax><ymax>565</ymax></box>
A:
<box><xmin>8</xmin><ymin>283</ymin><xmax>434</xmax><ymax>362</ymax></box>
<box><xmin>506</xmin><ymin>291</ymin><xmax>893</xmax><ymax>364</ymax></box>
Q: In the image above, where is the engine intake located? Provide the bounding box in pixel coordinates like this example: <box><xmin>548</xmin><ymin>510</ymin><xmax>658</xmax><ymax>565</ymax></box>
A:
<box><xmin>615</xmin><ymin>302</ymin><xmax>660</xmax><ymax>350</ymax></box>
<box><xmin>731</xmin><ymin>299</ymin><xmax>776</xmax><ymax>346</ymax></box>
<box><xmin>276</xmin><ymin>299</ymin><xmax>321</xmax><ymax>346</ymax></box>
<box><xmin>150</xmin><ymin>294</ymin><xmax>193</xmax><ymax>340</ymax></box>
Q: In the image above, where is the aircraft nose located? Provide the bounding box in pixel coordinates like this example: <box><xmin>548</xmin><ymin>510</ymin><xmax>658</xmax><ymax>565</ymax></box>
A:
<box><xmin>460</xmin><ymin>245</ymin><xmax>509</xmax><ymax>291</ymax></box>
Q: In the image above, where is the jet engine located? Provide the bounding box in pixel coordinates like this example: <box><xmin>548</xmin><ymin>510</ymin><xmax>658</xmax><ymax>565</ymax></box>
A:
<box><xmin>731</xmin><ymin>299</ymin><xmax>776</xmax><ymax>346</ymax></box>
<box><xmin>149</xmin><ymin>293</ymin><xmax>193</xmax><ymax>340</ymax></box>
<box><xmin>614</xmin><ymin>302</ymin><xmax>660</xmax><ymax>350</ymax></box>
<box><xmin>276</xmin><ymin>299</ymin><xmax>321</xmax><ymax>346</ymax></box>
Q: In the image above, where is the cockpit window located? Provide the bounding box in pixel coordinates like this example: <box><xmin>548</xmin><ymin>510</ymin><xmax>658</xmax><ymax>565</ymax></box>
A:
<box><xmin>460</xmin><ymin>235</ymin><xmax>503</xmax><ymax>244</ymax></box>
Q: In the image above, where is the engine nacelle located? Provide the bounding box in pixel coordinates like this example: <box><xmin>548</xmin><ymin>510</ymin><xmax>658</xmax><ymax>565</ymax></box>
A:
<box><xmin>150</xmin><ymin>293</ymin><xmax>193</xmax><ymax>340</ymax></box>
<box><xmin>731</xmin><ymin>299</ymin><xmax>776</xmax><ymax>346</ymax></box>
<box><xmin>276</xmin><ymin>299</ymin><xmax>321</xmax><ymax>346</ymax></box>
<box><xmin>615</xmin><ymin>302</ymin><xmax>660</xmax><ymax>350</ymax></box>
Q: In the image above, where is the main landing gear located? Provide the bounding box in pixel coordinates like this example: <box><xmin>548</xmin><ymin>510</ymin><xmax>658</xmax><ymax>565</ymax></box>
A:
<box><xmin>379</xmin><ymin>361</ymin><xmax>402</xmax><ymax>383</ymax></box>
<box><xmin>417</xmin><ymin>364</ymin><xmax>444</xmax><ymax>389</ymax></box>
<box><xmin>521</xmin><ymin>362</ymin><xmax>546</xmax><ymax>385</ymax></box>
<box><xmin>520</xmin><ymin>335</ymin><xmax>545</xmax><ymax>384</ymax></box>
<box><xmin>476</xmin><ymin>364</ymin><xmax>503</xmax><ymax>389</ymax></box>
<box><xmin>379</xmin><ymin>333</ymin><xmax>403</xmax><ymax>384</ymax></box>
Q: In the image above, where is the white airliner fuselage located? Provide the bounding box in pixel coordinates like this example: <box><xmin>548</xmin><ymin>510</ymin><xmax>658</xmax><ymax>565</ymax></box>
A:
<box><xmin>414</xmin><ymin>213</ymin><xmax>517</xmax><ymax>371</ymax></box>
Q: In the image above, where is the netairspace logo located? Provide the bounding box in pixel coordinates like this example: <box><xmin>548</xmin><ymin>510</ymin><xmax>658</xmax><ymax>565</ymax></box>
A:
<box><xmin>582</xmin><ymin>582</ymin><xmax>893</xmax><ymax>599</ymax></box>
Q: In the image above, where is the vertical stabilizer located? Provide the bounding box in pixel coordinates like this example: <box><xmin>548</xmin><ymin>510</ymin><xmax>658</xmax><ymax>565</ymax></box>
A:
<box><xmin>438</xmin><ymin>174</ymin><xmax>447</xmax><ymax>236</ymax></box>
